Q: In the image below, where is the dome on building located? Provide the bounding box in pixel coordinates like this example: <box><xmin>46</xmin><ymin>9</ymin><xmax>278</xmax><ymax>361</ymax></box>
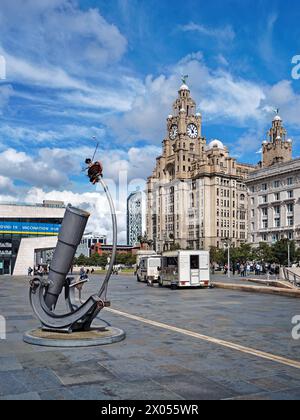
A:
<box><xmin>195</xmin><ymin>112</ymin><xmax>202</xmax><ymax>117</ymax></box>
<box><xmin>207</xmin><ymin>139</ymin><xmax>225</xmax><ymax>150</ymax></box>
<box><xmin>287</xmin><ymin>138</ymin><xmax>293</xmax><ymax>143</ymax></box>
<box><xmin>168</xmin><ymin>115</ymin><xmax>173</xmax><ymax>119</ymax></box>
<box><xmin>276</xmin><ymin>135</ymin><xmax>282</xmax><ymax>141</ymax></box>
<box><xmin>273</xmin><ymin>115</ymin><xmax>282</xmax><ymax>122</ymax></box>
<box><xmin>179</xmin><ymin>84</ymin><xmax>189</xmax><ymax>91</ymax></box>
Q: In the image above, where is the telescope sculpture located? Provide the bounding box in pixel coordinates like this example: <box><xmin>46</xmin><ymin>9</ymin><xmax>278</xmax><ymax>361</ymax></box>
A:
<box><xmin>28</xmin><ymin>160</ymin><xmax>117</xmax><ymax>333</ymax></box>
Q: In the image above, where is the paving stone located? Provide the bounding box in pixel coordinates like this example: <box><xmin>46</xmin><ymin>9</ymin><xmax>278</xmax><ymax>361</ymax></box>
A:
<box><xmin>53</xmin><ymin>360</ymin><xmax>117</xmax><ymax>386</ymax></box>
<box><xmin>0</xmin><ymin>356</ymin><xmax>23</xmax><ymax>372</ymax></box>
<box><xmin>0</xmin><ymin>392</ymin><xmax>41</xmax><ymax>400</ymax></box>
<box><xmin>153</xmin><ymin>374</ymin><xmax>237</xmax><ymax>400</ymax></box>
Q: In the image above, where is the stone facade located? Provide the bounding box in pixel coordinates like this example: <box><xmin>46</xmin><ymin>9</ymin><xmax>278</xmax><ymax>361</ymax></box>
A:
<box><xmin>247</xmin><ymin>116</ymin><xmax>299</xmax><ymax>246</ymax></box>
<box><xmin>146</xmin><ymin>83</ymin><xmax>254</xmax><ymax>252</ymax></box>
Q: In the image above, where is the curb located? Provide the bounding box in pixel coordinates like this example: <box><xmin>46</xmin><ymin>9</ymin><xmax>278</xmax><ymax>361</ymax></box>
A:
<box><xmin>213</xmin><ymin>282</ymin><xmax>300</xmax><ymax>298</ymax></box>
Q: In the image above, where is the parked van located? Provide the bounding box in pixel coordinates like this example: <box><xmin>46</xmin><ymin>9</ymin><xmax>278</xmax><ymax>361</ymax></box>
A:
<box><xmin>136</xmin><ymin>256</ymin><xmax>162</xmax><ymax>285</ymax></box>
<box><xmin>159</xmin><ymin>250</ymin><xmax>211</xmax><ymax>289</ymax></box>
<box><xmin>136</xmin><ymin>250</ymin><xmax>157</xmax><ymax>267</ymax></box>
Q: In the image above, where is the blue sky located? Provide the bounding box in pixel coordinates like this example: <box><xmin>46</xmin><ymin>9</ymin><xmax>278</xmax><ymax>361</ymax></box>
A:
<box><xmin>0</xmin><ymin>0</ymin><xmax>300</xmax><ymax>240</ymax></box>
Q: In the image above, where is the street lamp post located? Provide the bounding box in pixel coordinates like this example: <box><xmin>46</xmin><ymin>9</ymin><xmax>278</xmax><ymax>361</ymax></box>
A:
<box><xmin>223</xmin><ymin>238</ymin><xmax>231</xmax><ymax>279</ymax></box>
<box><xmin>288</xmin><ymin>241</ymin><xmax>291</xmax><ymax>268</ymax></box>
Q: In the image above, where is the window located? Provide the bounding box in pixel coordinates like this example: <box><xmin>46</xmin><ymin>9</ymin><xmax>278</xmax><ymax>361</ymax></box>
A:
<box><xmin>262</xmin><ymin>208</ymin><xmax>268</xmax><ymax>217</ymax></box>
<box><xmin>262</xmin><ymin>195</ymin><xmax>268</xmax><ymax>204</ymax></box>
<box><xmin>287</xmin><ymin>177</ymin><xmax>293</xmax><ymax>186</ymax></box>
<box><xmin>274</xmin><ymin>218</ymin><xmax>281</xmax><ymax>228</ymax></box>
<box><xmin>274</xmin><ymin>180</ymin><xmax>280</xmax><ymax>188</ymax></box>
<box><xmin>274</xmin><ymin>193</ymin><xmax>280</xmax><ymax>201</ymax></box>
<box><xmin>190</xmin><ymin>255</ymin><xmax>199</xmax><ymax>270</ymax></box>
<box><xmin>262</xmin><ymin>220</ymin><xmax>268</xmax><ymax>229</ymax></box>
<box><xmin>274</xmin><ymin>206</ymin><xmax>280</xmax><ymax>215</ymax></box>
<box><xmin>262</xmin><ymin>183</ymin><xmax>268</xmax><ymax>191</ymax></box>
<box><xmin>287</xmin><ymin>216</ymin><xmax>294</xmax><ymax>227</ymax></box>
<box><xmin>287</xmin><ymin>203</ymin><xmax>294</xmax><ymax>213</ymax></box>
<box><xmin>287</xmin><ymin>190</ymin><xmax>294</xmax><ymax>199</ymax></box>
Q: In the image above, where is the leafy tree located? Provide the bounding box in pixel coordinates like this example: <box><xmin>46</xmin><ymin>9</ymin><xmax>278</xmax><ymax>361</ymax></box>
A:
<box><xmin>210</xmin><ymin>247</ymin><xmax>226</xmax><ymax>264</ymax></box>
<box><xmin>170</xmin><ymin>243</ymin><xmax>181</xmax><ymax>251</ymax></box>
<box><xmin>75</xmin><ymin>254</ymin><xmax>88</xmax><ymax>267</ymax></box>
<box><xmin>272</xmin><ymin>239</ymin><xmax>296</xmax><ymax>266</ymax></box>
<box><xmin>253</xmin><ymin>242</ymin><xmax>274</xmax><ymax>263</ymax></box>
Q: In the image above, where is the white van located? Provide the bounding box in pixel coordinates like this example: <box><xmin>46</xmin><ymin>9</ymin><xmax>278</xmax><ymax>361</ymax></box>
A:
<box><xmin>136</xmin><ymin>256</ymin><xmax>162</xmax><ymax>285</ymax></box>
<box><xmin>136</xmin><ymin>250</ymin><xmax>157</xmax><ymax>267</ymax></box>
<box><xmin>159</xmin><ymin>250</ymin><xmax>211</xmax><ymax>289</ymax></box>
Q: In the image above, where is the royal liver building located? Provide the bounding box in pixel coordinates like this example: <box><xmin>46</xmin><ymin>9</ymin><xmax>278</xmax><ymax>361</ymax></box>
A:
<box><xmin>146</xmin><ymin>82</ymin><xmax>253</xmax><ymax>252</ymax></box>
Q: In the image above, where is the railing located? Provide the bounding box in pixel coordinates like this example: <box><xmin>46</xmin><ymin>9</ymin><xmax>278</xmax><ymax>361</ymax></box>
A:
<box><xmin>283</xmin><ymin>267</ymin><xmax>300</xmax><ymax>288</ymax></box>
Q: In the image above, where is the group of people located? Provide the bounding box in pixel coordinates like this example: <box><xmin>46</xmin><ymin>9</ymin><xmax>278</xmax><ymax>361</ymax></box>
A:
<box><xmin>223</xmin><ymin>262</ymin><xmax>281</xmax><ymax>277</ymax></box>
<box><xmin>27</xmin><ymin>265</ymin><xmax>49</xmax><ymax>277</ymax></box>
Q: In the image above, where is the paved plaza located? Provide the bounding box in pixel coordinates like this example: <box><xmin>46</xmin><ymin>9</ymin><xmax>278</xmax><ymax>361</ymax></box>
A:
<box><xmin>0</xmin><ymin>274</ymin><xmax>300</xmax><ymax>400</ymax></box>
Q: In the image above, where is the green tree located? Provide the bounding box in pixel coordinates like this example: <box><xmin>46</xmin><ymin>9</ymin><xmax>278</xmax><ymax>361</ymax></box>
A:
<box><xmin>210</xmin><ymin>246</ymin><xmax>226</xmax><ymax>265</ymax></box>
<box><xmin>75</xmin><ymin>254</ymin><xmax>88</xmax><ymax>267</ymax></box>
<box><xmin>231</xmin><ymin>243</ymin><xmax>253</xmax><ymax>263</ymax></box>
<box><xmin>272</xmin><ymin>239</ymin><xmax>296</xmax><ymax>266</ymax></box>
<box><xmin>253</xmin><ymin>242</ymin><xmax>274</xmax><ymax>262</ymax></box>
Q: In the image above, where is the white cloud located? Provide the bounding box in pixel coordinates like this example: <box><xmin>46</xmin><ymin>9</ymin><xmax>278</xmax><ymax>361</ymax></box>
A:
<box><xmin>263</xmin><ymin>80</ymin><xmax>300</xmax><ymax>128</ymax></box>
<box><xmin>106</xmin><ymin>54</ymin><xmax>268</xmax><ymax>144</ymax></box>
<box><xmin>0</xmin><ymin>148</ymin><xmax>70</xmax><ymax>188</ymax></box>
<box><xmin>0</xmin><ymin>84</ymin><xmax>13</xmax><ymax>114</ymax></box>
<box><xmin>0</xmin><ymin>0</ymin><xmax>127</xmax><ymax>73</ymax></box>
<box><xmin>0</xmin><ymin>175</ymin><xmax>15</xmax><ymax>194</ymax></box>
<box><xmin>0</xmin><ymin>124</ymin><xmax>105</xmax><ymax>147</ymax></box>
<box><xmin>258</xmin><ymin>12</ymin><xmax>278</xmax><ymax>65</ymax></box>
<box><xmin>24</xmin><ymin>187</ymin><xmax>128</xmax><ymax>244</ymax></box>
<box><xmin>180</xmin><ymin>22</ymin><xmax>235</xmax><ymax>42</ymax></box>
<box><xmin>0</xmin><ymin>0</ymin><xmax>141</xmax><ymax>115</ymax></box>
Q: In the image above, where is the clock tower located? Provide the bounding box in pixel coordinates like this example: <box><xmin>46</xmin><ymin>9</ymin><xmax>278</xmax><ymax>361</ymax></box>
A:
<box><xmin>163</xmin><ymin>81</ymin><xmax>206</xmax><ymax>180</ymax></box>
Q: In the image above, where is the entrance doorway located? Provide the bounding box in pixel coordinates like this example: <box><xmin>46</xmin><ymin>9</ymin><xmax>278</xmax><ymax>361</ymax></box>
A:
<box><xmin>0</xmin><ymin>260</ymin><xmax>11</xmax><ymax>275</ymax></box>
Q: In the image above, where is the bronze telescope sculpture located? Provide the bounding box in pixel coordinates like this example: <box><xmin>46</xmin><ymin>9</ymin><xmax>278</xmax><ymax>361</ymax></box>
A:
<box><xmin>28</xmin><ymin>159</ymin><xmax>117</xmax><ymax>333</ymax></box>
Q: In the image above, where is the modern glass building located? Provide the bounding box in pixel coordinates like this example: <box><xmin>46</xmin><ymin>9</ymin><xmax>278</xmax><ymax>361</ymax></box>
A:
<box><xmin>127</xmin><ymin>190</ymin><xmax>146</xmax><ymax>246</ymax></box>
<box><xmin>0</xmin><ymin>201</ymin><xmax>65</xmax><ymax>275</ymax></box>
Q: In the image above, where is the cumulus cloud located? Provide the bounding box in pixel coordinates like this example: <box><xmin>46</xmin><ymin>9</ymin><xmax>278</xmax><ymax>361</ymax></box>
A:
<box><xmin>0</xmin><ymin>148</ymin><xmax>70</xmax><ymax>188</ymax></box>
<box><xmin>0</xmin><ymin>0</ymin><xmax>143</xmax><ymax>115</ymax></box>
<box><xmin>263</xmin><ymin>80</ymin><xmax>300</xmax><ymax>128</ymax></box>
<box><xmin>24</xmin><ymin>187</ymin><xmax>128</xmax><ymax>244</ymax></box>
<box><xmin>0</xmin><ymin>175</ymin><xmax>15</xmax><ymax>194</ymax></box>
<box><xmin>106</xmin><ymin>53</ymin><xmax>268</xmax><ymax>144</ymax></box>
<box><xmin>0</xmin><ymin>0</ymin><xmax>127</xmax><ymax>73</ymax></box>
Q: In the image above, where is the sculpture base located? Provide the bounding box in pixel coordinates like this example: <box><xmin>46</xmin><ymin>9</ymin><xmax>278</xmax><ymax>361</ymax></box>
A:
<box><xmin>23</xmin><ymin>326</ymin><xmax>125</xmax><ymax>348</ymax></box>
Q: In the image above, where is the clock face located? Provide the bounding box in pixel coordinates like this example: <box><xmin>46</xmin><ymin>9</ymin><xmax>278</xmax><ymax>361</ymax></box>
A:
<box><xmin>169</xmin><ymin>125</ymin><xmax>178</xmax><ymax>140</ymax></box>
<box><xmin>187</xmin><ymin>124</ymin><xmax>198</xmax><ymax>139</ymax></box>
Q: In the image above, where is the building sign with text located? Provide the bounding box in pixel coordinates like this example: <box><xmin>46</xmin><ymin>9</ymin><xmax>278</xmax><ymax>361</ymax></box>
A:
<box><xmin>0</xmin><ymin>221</ymin><xmax>61</xmax><ymax>236</ymax></box>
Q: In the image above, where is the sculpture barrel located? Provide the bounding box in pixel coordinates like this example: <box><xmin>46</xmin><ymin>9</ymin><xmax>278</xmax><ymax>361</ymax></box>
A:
<box><xmin>44</xmin><ymin>206</ymin><xmax>90</xmax><ymax>309</ymax></box>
